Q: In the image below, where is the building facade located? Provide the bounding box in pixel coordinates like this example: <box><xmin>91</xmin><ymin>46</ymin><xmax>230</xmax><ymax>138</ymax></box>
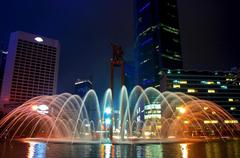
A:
<box><xmin>74</xmin><ymin>79</ymin><xmax>97</xmax><ymax>125</ymax></box>
<box><xmin>159</xmin><ymin>69</ymin><xmax>240</xmax><ymax>121</ymax></box>
<box><xmin>0</xmin><ymin>48</ymin><xmax>7</xmax><ymax>97</ymax></box>
<box><xmin>74</xmin><ymin>79</ymin><xmax>93</xmax><ymax>98</ymax></box>
<box><xmin>0</xmin><ymin>31</ymin><xmax>59</xmax><ymax>112</ymax></box>
<box><xmin>124</xmin><ymin>61</ymin><xmax>136</xmax><ymax>92</ymax></box>
<box><xmin>134</xmin><ymin>0</ymin><xmax>182</xmax><ymax>88</ymax></box>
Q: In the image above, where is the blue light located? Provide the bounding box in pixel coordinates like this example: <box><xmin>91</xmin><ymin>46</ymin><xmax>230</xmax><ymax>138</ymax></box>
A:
<box><xmin>105</xmin><ymin>107</ymin><xmax>111</xmax><ymax>114</ymax></box>
<box><xmin>142</xmin><ymin>78</ymin><xmax>155</xmax><ymax>85</ymax></box>
<box><xmin>140</xmin><ymin>38</ymin><xmax>153</xmax><ymax>47</ymax></box>
<box><xmin>105</xmin><ymin>118</ymin><xmax>111</xmax><ymax>125</ymax></box>
<box><xmin>173</xmin><ymin>80</ymin><xmax>179</xmax><ymax>83</ymax></box>
<box><xmin>138</xmin><ymin>2</ymin><xmax>151</xmax><ymax>13</ymax></box>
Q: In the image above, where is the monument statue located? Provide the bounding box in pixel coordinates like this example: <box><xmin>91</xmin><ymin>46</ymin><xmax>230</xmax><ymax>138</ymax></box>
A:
<box><xmin>111</xmin><ymin>43</ymin><xmax>124</xmax><ymax>61</ymax></box>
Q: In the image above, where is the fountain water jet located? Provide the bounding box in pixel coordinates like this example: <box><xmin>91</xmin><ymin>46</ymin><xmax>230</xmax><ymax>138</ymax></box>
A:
<box><xmin>0</xmin><ymin>86</ymin><xmax>239</xmax><ymax>144</ymax></box>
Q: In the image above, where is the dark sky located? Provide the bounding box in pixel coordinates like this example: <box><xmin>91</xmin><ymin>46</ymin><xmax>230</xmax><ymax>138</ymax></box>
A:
<box><xmin>0</xmin><ymin>0</ymin><xmax>240</xmax><ymax>96</ymax></box>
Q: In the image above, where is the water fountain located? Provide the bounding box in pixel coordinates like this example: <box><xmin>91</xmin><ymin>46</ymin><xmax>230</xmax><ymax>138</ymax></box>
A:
<box><xmin>0</xmin><ymin>86</ymin><xmax>239</xmax><ymax>144</ymax></box>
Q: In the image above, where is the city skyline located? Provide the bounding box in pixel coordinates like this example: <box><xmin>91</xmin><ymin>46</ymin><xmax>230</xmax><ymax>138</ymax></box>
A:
<box><xmin>0</xmin><ymin>0</ymin><xmax>240</xmax><ymax>97</ymax></box>
<box><xmin>1</xmin><ymin>1</ymin><xmax>240</xmax><ymax>157</ymax></box>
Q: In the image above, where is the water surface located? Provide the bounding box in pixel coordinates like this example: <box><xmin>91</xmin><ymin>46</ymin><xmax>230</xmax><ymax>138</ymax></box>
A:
<box><xmin>0</xmin><ymin>140</ymin><xmax>240</xmax><ymax>158</ymax></box>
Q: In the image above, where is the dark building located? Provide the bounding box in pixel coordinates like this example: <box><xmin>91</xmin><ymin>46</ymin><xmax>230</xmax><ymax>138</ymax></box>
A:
<box><xmin>124</xmin><ymin>61</ymin><xmax>136</xmax><ymax>92</ymax></box>
<box><xmin>134</xmin><ymin>0</ymin><xmax>182</xmax><ymax>88</ymax></box>
<box><xmin>0</xmin><ymin>46</ymin><xmax>7</xmax><ymax>119</ymax></box>
<box><xmin>74</xmin><ymin>79</ymin><xmax>97</xmax><ymax>126</ymax></box>
<box><xmin>159</xmin><ymin>69</ymin><xmax>240</xmax><ymax>122</ymax></box>
<box><xmin>0</xmin><ymin>31</ymin><xmax>60</xmax><ymax>113</ymax></box>
<box><xmin>0</xmin><ymin>47</ymin><xmax>7</xmax><ymax>97</ymax></box>
<box><xmin>74</xmin><ymin>79</ymin><xmax>93</xmax><ymax>98</ymax></box>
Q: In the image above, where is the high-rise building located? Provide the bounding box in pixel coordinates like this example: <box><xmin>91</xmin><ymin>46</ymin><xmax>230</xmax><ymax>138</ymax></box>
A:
<box><xmin>0</xmin><ymin>45</ymin><xmax>7</xmax><ymax>118</ymax></box>
<box><xmin>74</xmin><ymin>79</ymin><xmax>96</xmax><ymax>125</ymax></box>
<box><xmin>0</xmin><ymin>47</ymin><xmax>7</xmax><ymax>97</ymax></box>
<box><xmin>159</xmin><ymin>69</ymin><xmax>240</xmax><ymax>121</ymax></box>
<box><xmin>74</xmin><ymin>79</ymin><xmax>93</xmax><ymax>98</ymax></box>
<box><xmin>134</xmin><ymin>0</ymin><xmax>182</xmax><ymax>87</ymax></box>
<box><xmin>0</xmin><ymin>31</ymin><xmax>60</xmax><ymax>112</ymax></box>
<box><xmin>124</xmin><ymin>61</ymin><xmax>136</xmax><ymax>92</ymax></box>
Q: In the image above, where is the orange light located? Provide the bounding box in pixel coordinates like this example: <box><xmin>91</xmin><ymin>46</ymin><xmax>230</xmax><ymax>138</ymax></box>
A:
<box><xmin>31</xmin><ymin>105</ymin><xmax>38</xmax><ymax>111</ymax></box>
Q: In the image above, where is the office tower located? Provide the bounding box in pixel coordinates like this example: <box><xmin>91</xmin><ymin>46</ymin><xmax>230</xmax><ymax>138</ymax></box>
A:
<box><xmin>74</xmin><ymin>79</ymin><xmax>93</xmax><ymax>98</ymax></box>
<box><xmin>0</xmin><ymin>47</ymin><xmax>7</xmax><ymax>96</ymax></box>
<box><xmin>159</xmin><ymin>69</ymin><xmax>240</xmax><ymax>122</ymax></box>
<box><xmin>0</xmin><ymin>45</ymin><xmax>7</xmax><ymax>118</ymax></box>
<box><xmin>74</xmin><ymin>79</ymin><xmax>96</xmax><ymax>124</ymax></box>
<box><xmin>124</xmin><ymin>61</ymin><xmax>136</xmax><ymax>92</ymax></box>
<box><xmin>134</xmin><ymin>0</ymin><xmax>182</xmax><ymax>87</ymax></box>
<box><xmin>0</xmin><ymin>31</ymin><xmax>59</xmax><ymax>112</ymax></box>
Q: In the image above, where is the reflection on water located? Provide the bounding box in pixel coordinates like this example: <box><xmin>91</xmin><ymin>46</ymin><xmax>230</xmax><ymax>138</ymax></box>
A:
<box><xmin>145</xmin><ymin>145</ymin><xmax>163</xmax><ymax>157</ymax></box>
<box><xmin>27</xmin><ymin>141</ymin><xmax>47</xmax><ymax>158</ymax></box>
<box><xmin>101</xmin><ymin>144</ymin><xmax>113</xmax><ymax>158</ymax></box>
<box><xmin>0</xmin><ymin>140</ymin><xmax>240</xmax><ymax>158</ymax></box>
<box><xmin>180</xmin><ymin>144</ymin><xmax>188</xmax><ymax>158</ymax></box>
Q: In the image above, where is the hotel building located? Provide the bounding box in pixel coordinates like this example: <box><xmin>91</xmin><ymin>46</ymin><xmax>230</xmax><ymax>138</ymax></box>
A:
<box><xmin>0</xmin><ymin>31</ymin><xmax>59</xmax><ymax>112</ymax></box>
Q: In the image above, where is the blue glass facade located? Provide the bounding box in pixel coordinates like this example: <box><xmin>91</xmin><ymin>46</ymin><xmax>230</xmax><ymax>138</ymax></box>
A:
<box><xmin>135</xmin><ymin>0</ymin><xmax>182</xmax><ymax>88</ymax></box>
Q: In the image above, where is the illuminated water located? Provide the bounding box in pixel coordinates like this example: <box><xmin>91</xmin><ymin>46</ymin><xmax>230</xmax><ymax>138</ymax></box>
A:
<box><xmin>1</xmin><ymin>86</ymin><xmax>239</xmax><ymax>143</ymax></box>
<box><xmin>0</xmin><ymin>140</ymin><xmax>240</xmax><ymax>158</ymax></box>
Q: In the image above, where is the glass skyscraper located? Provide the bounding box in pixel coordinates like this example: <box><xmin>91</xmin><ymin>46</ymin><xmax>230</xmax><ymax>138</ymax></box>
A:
<box><xmin>135</xmin><ymin>0</ymin><xmax>182</xmax><ymax>87</ymax></box>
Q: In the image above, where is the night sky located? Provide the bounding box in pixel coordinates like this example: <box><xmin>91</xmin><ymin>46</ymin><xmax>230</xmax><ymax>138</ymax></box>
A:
<box><xmin>0</xmin><ymin>0</ymin><xmax>240</xmax><ymax>97</ymax></box>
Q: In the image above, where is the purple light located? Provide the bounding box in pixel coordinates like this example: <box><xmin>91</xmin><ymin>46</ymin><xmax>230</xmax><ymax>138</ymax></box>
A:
<box><xmin>138</xmin><ymin>2</ymin><xmax>151</xmax><ymax>13</ymax></box>
<box><xmin>140</xmin><ymin>38</ymin><xmax>153</xmax><ymax>47</ymax></box>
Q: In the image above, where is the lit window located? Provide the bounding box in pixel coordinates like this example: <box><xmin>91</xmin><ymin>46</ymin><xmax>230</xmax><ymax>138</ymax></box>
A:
<box><xmin>173</xmin><ymin>80</ymin><xmax>179</xmax><ymax>83</ymax></box>
<box><xmin>208</xmin><ymin>89</ymin><xmax>215</xmax><ymax>93</ymax></box>
<box><xmin>226</xmin><ymin>78</ymin><xmax>233</xmax><ymax>81</ymax></box>
<box><xmin>179</xmin><ymin>81</ymin><xmax>187</xmax><ymax>84</ymax></box>
<box><xmin>207</xmin><ymin>81</ymin><xmax>214</xmax><ymax>85</ymax></box>
<box><xmin>221</xmin><ymin>85</ymin><xmax>228</xmax><ymax>89</ymax></box>
<box><xmin>230</xmin><ymin>107</ymin><xmax>236</xmax><ymax>111</ymax></box>
<box><xmin>201</xmin><ymin>81</ymin><xmax>214</xmax><ymax>85</ymax></box>
<box><xmin>173</xmin><ymin>84</ymin><xmax>181</xmax><ymax>88</ymax></box>
<box><xmin>216</xmin><ymin>81</ymin><xmax>221</xmax><ymax>85</ymax></box>
<box><xmin>224</xmin><ymin>120</ymin><xmax>238</xmax><ymax>124</ymax></box>
<box><xmin>228</xmin><ymin>98</ymin><xmax>234</xmax><ymax>102</ymax></box>
<box><xmin>204</xmin><ymin>120</ymin><xmax>218</xmax><ymax>124</ymax></box>
<box><xmin>187</xmin><ymin>89</ymin><xmax>196</xmax><ymax>93</ymax></box>
<box><xmin>173</xmin><ymin>80</ymin><xmax>187</xmax><ymax>84</ymax></box>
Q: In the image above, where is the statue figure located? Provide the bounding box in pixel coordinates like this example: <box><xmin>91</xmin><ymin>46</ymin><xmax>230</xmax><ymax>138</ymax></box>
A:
<box><xmin>111</xmin><ymin>43</ymin><xmax>124</xmax><ymax>61</ymax></box>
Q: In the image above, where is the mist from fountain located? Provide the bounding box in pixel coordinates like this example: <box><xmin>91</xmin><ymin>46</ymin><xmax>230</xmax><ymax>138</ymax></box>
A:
<box><xmin>0</xmin><ymin>86</ymin><xmax>239</xmax><ymax>144</ymax></box>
